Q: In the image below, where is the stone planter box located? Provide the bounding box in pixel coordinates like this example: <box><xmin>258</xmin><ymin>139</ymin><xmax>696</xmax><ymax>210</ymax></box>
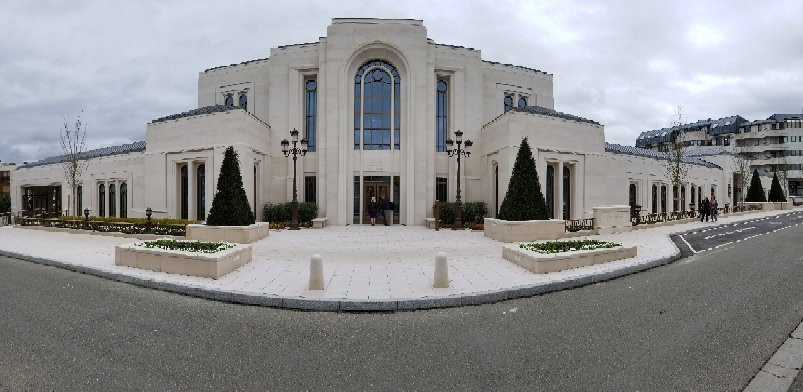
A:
<box><xmin>186</xmin><ymin>222</ymin><xmax>269</xmax><ymax>244</ymax></box>
<box><xmin>502</xmin><ymin>243</ymin><xmax>637</xmax><ymax>274</ymax></box>
<box><xmin>115</xmin><ymin>241</ymin><xmax>252</xmax><ymax>279</ymax></box>
<box><xmin>484</xmin><ymin>218</ymin><xmax>565</xmax><ymax>243</ymax></box>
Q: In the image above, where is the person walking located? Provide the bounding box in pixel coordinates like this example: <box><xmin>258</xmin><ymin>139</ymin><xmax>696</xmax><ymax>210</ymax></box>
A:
<box><xmin>368</xmin><ymin>197</ymin><xmax>378</xmax><ymax>226</ymax></box>
<box><xmin>378</xmin><ymin>196</ymin><xmax>390</xmax><ymax>226</ymax></box>
<box><xmin>701</xmin><ymin>196</ymin><xmax>711</xmax><ymax>222</ymax></box>
<box><xmin>710</xmin><ymin>195</ymin><xmax>719</xmax><ymax>222</ymax></box>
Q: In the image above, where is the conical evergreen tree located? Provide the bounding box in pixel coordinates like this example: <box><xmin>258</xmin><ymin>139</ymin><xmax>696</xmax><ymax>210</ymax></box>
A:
<box><xmin>768</xmin><ymin>172</ymin><xmax>786</xmax><ymax>202</ymax></box>
<box><xmin>744</xmin><ymin>169</ymin><xmax>767</xmax><ymax>202</ymax></box>
<box><xmin>497</xmin><ymin>138</ymin><xmax>549</xmax><ymax>221</ymax></box>
<box><xmin>205</xmin><ymin>146</ymin><xmax>255</xmax><ymax>226</ymax></box>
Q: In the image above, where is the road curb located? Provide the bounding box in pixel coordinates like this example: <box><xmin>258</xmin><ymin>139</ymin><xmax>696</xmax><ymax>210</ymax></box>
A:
<box><xmin>0</xmin><ymin>245</ymin><xmax>684</xmax><ymax>312</ymax></box>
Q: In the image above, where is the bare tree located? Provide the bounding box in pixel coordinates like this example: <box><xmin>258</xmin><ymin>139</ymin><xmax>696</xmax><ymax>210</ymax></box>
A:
<box><xmin>59</xmin><ymin>112</ymin><xmax>88</xmax><ymax>216</ymax></box>
<box><xmin>663</xmin><ymin>105</ymin><xmax>691</xmax><ymax>212</ymax></box>
<box><xmin>776</xmin><ymin>153</ymin><xmax>789</xmax><ymax>199</ymax></box>
<box><xmin>731</xmin><ymin>144</ymin><xmax>751</xmax><ymax>207</ymax></box>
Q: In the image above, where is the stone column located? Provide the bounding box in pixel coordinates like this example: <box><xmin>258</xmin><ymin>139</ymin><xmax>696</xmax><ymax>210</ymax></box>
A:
<box><xmin>187</xmin><ymin>161</ymin><xmax>196</xmax><ymax>221</ymax></box>
<box><xmin>114</xmin><ymin>180</ymin><xmax>120</xmax><ymax>217</ymax></box>
<box><xmin>555</xmin><ymin>161</ymin><xmax>564</xmax><ymax>220</ymax></box>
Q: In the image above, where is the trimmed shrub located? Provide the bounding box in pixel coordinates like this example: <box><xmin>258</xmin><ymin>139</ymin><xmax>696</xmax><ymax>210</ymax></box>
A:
<box><xmin>768</xmin><ymin>172</ymin><xmax>786</xmax><ymax>202</ymax></box>
<box><xmin>206</xmin><ymin>147</ymin><xmax>255</xmax><ymax>226</ymax></box>
<box><xmin>57</xmin><ymin>216</ymin><xmax>197</xmax><ymax>225</ymax></box>
<box><xmin>436</xmin><ymin>201</ymin><xmax>487</xmax><ymax>224</ymax></box>
<box><xmin>745</xmin><ymin>169</ymin><xmax>767</xmax><ymax>202</ymax></box>
<box><xmin>497</xmin><ymin>138</ymin><xmax>549</xmax><ymax>221</ymax></box>
<box><xmin>263</xmin><ymin>202</ymin><xmax>318</xmax><ymax>223</ymax></box>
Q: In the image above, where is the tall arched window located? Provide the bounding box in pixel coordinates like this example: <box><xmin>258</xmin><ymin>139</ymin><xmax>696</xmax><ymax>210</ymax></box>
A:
<box><xmin>518</xmin><ymin>97</ymin><xmax>527</xmax><ymax>108</ymax></box>
<box><xmin>120</xmin><ymin>183</ymin><xmax>127</xmax><ymax>218</ymax></box>
<box><xmin>98</xmin><ymin>184</ymin><xmax>105</xmax><ymax>217</ymax></box>
<box><xmin>197</xmin><ymin>164</ymin><xmax>205</xmax><ymax>221</ymax></box>
<box><xmin>305</xmin><ymin>80</ymin><xmax>317</xmax><ymax>152</ymax></box>
<box><xmin>109</xmin><ymin>183</ymin><xmax>116</xmax><ymax>218</ymax></box>
<box><xmin>354</xmin><ymin>60</ymin><xmax>400</xmax><ymax>150</ymax></box>
<box><xmin>436</xmin><ymin>80</ymin><xmax>448</xmax><ymax>152</ymax></box>
<box><xmin>224</xmin><ymin>94</ymin><xmax>234</xmax><ymax>109</ymax></box>
<box><xmin>504</xmin><ymin>95</ymin><xmax>514</xmax><ymax>112</ymax></box>
<box><xmin>238</xmin><ymin>93</ymin><xmax>247</xmax><ymax>111</ymax></box>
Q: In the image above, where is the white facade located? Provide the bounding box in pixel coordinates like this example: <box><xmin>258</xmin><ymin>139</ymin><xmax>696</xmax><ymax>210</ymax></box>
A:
<box><xmin>11</xmin><ymin>18</ymin><xmax>735</xmax><ymax>224</ymax></box>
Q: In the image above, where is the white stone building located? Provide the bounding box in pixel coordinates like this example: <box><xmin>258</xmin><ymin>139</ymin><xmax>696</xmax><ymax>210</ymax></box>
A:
<box><xmin>11</xmin><ymin>18</ymin><xmax>735</xmax><ymax>224</ymax></box>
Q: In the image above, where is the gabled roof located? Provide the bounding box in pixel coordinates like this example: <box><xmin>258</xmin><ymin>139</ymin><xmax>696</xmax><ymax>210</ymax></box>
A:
<box><xmin>18</xmin><ymin>141</ymin><xmax>146</xmax><ymax>169</ymax></box>
<box><xmin>510</xmin><ymin>106</ymin><xmax>600</xmax><ymax>125</ymax></box>
<box><xmin>605</xmin><ymin>143</ymin><xmax>721</xmax><ymax>168</ymax></box>
<box><xmin>636</xmin><ymin>115</ymin><xmax>747</xmax><ymax>147</ymax></box>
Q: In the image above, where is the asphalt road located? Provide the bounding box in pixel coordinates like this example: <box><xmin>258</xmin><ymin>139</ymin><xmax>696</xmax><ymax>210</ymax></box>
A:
<box><xmin>676</xmin><ymin>210</ymin><xmax>803</xmax><ymax>255</ymax></box>
<box><xmin>1</xmin><ymin>226</ymin><xmax>803</xmax><ymax>391</ymax></box>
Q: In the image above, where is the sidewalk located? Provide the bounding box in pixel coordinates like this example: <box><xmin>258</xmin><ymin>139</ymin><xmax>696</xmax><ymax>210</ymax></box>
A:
<box><xmin>0</xmin><ymin>209</ymin><xmax>797</xmax><ymax>311</ymax></box>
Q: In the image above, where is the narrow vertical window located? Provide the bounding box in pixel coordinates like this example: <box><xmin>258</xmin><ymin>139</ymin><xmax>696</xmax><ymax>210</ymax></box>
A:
<box><xmin>436</xmin><ymin>80</ymin><xmax>448</xmax><ymax>152</ymax></box>
<box><xmin>518</xmin><ymin>97</ymin><xmax>527</xmax><ymax>108</ymax></box>
<box><xmin>120</xmin><ymin>183</ymin><xmax>127</xmax><ymax>218</ymax></box>
<box><xmin>224</xmin><ymin>94</ymin><xmax>233</xmax><ymax>109</ymax></box>
<box><xmin>98</xmin><ymin>183</ymin><xmax>105</xmax><ymax>217</ymax></box>
<box><xmin>304</xmin><ymin>176</ymin><xmax>317</xmax><ymax>204</ymax></box>
<box><xmin>180</xmin><ymin>165</ymin><xmax>188</xmax><ymax>220</ymax></box>
<box><xmin>196</xmin><ymin>164</ymin><xmax>205</xmax><ymax>221</ymax></box>
<box><xmin>238</xmin><ymin>93</ymin><xmax>247</xmax><ymax>111</ymax></box>
<box><xmin>77</xmin><ymin>185</ymin><xmax>82</xmax><ymax>215</ymax></box>
<box><xmin>109</xmin><ymin>183</ymin><xmax>116</xmax><ymax>218</ymax></box>
<box><xmin>435</xmin><ymin>177</ymin><xmax>447</xmax><ymax>202</ymax></box>
<box><xmin>504</xmin><ymin>95</ymin><xmax>514</xmax><ymax>113</ymax></box>
<box><xmin>305</xmin><ymin>80</ymin><xmax>317</xmax><ymax>152</ymax></box>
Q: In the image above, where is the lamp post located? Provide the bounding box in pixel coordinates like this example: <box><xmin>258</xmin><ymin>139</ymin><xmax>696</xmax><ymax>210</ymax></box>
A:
<box><xmin>281</xmin><ymin>128</ymin><xmax>308</xmax><ymax>230</ymax></box>
<box><xmin>445</xmin><ymin>130</ymin><xmax>473</xmax><ymax>230</ymax></box>
<box><xmin>83</xmin><ymin>207</ymin><xmax>89</xmax><ymax>230</ymax></box>
<box><xmin>145</xmin><ymin>207</ymin><xmax>152</xmax><ymax>233</ymax></box>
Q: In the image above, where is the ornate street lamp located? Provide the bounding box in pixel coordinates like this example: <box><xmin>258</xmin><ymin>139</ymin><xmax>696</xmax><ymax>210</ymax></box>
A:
<box><xmin>445</xmin><ymin>130</ymin><xmax>473</xmax><ymax>230</ymax></box>
<box><xmin>281</xmin><ymin>128</ymin><xmax>308</xmax><ymax>230</ymax></box>
<box><xmin>145</xmin><ymin>207</ymin><xmax>152</xmax><ymax>233</ymax></box>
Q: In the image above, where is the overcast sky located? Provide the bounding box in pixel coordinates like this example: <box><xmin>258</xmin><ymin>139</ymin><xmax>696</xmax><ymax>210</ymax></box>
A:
<box><xmin>2</xmin><ymin>0</ymin><xmax>802</xmax><ymax>164</ymax></box>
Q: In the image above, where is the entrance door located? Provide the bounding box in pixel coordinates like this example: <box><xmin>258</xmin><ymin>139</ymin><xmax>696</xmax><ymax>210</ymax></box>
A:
<box><xmin>363</xmin><ymin>182</ymin><xmax>389</xmax><ymax>223</ymax></box>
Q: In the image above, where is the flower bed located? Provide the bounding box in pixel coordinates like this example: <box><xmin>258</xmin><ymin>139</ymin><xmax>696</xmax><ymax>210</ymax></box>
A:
<box><xmin>136</xmin><ymin>239</ymin><xmax>235</xmax><ymax>253</ymax></box>
<box><xmin>520</xmin><ymin>239</ymin><xmax>621</xmax><ymax>254</ymax></box>
<box><xmin>19</xmin><ymin>217</ymin><xmax>188</xmax><ymax>236</ymax></box>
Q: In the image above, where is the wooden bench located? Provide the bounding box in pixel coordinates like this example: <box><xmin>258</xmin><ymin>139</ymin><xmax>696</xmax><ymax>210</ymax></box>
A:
<box><xmin>312</xmin><ymin>217</ymin><xmax>328</xmax><ymax>229</ymax></box>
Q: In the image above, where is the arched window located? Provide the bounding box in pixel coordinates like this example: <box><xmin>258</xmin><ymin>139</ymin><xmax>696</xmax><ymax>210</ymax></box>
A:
<box><xmin>518</xmin><ymin>97</ymin><xmax>527</xmax><ymax>108</ymax></box>
<box><xmin>238</xmin><ymin>93</ymin><xmax>247</xmax><ymax>111</ymax></box>
<box><xmin>224</xmin><ymin>94</ymin><xmax>234</xmax><ymax>108</ymax></box>
<box><xmin>504</xmin><ymin>95</ymin><xmax>513</xmax><ymax>112</ymax></box>
<box><xmin>436</xmin><ymin>80</ymin><xmax>448</xmax><ymax>152</ymax></box>
<box><xmin>197</xmin><ymin>164</ymin><xmax>205</xmax><ymax>221</ymax></box>
<box><xmin>98</xmin><ymin>183</ymin><xmax>105</xmax><ymax>217</ymax></box>
<box><xmin>180</xmin><ymin>165</ymin><xmax>188</xmax><ymax>220</ymax></box>
<box><xmin>109</xmin><ymin>183</ymin><xmax>116</xmax><ymax>218</ymax></box>
<box><xmin>354</xmin><ymin>60</ymin><xmax>400</xmax><ymax>150</ymax></box>
<box><xmin>305</xmin><ymin>80</ymin><xmax>317</xmax><ymax>152</ymax></box>
<box><xmin>120</xmin><ymin>183</ymin><xmax>127</xmax><ymax>218</ymax></box>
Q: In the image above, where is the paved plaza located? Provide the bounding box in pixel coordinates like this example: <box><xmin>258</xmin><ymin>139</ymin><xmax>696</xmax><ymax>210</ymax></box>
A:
<box><xmin>0</xmin><ymin>208</ymin><xmax>799</xmax><ymax>309</ymax></box>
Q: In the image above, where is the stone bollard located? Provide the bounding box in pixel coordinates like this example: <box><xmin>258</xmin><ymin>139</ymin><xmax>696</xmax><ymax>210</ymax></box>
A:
<box><xmin>434</xmin><ymin>252</ymin><xmax>449</xmax><ymax>288</ymax></box>
<box><xmin>309</xmin><ymin>254</ymin><xmax>325</xmax><ymax>290</ymax></box>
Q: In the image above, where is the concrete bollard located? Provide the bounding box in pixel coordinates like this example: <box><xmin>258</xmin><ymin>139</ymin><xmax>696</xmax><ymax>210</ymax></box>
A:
<box><xmin>309</xmin><ymin>254</ymin><xmax>325</xmax><ymax>290</ymax></box>
<box><xmin>434</xmin><ymin>252</ymin><xmax>449</xmax><ymax>288</ymax></box>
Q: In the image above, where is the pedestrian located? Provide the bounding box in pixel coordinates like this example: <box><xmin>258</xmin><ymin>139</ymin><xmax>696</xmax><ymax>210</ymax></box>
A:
<box><xmin>710</xmin><ymin>195</ymin><xmax>719</xmax><ymax>222</ymax></box>
<box><xmin>378</xmin><ymin>196</ymin><xmax>389</xmax><ymax>226</ymax></box>
<box><xmin>701</xmin><ymin>196</ymin><xmax>710</xmax><ymax>222</ymax></box>
<box><xmin>368</xmin><ymin>197</ymin><xmax>378</xmax><ymax>226</ymax></box>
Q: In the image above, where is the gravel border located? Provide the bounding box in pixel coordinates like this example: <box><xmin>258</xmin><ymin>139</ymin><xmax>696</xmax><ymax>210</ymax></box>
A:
<box><xmin>0</xmin><ymin>244</ymin><xmax>682</xmax><ymax>312</ymax></box>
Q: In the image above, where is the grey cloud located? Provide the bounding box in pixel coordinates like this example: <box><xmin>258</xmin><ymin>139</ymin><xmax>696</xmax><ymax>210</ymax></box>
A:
<box><xmin>2</xmin><ymin>0</ymin><xmax>802</xmax><ymax>163</ymax></box>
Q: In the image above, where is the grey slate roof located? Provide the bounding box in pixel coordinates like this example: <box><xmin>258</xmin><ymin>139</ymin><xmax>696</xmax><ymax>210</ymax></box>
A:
<box><xmin>685</xmin><ymin>146</ymin><xmax>731</xmax><ymax>157</ymax></box>
<box><xmin>511</xmin><ymin>106</ymin><xmax>600</xmax><ymax>125</ymax></box>
<box><xmin>636</xmin><ymin>115</ymin><xmax>747</xmax><ymax>147</ymax></box>
<box><xmin>150</xmin><ymin>105</ymin><xmax>239</xmax><ymax>124</ymax></box>
<box><xmin>605</xmin><ymin>143</ymin><xmax>721</xmax><ymax>168</ymax></box>
<box><xmin>18</xmin><ymin>141</ymin><xmax>146</xmax><ymax>169</ymax></box>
